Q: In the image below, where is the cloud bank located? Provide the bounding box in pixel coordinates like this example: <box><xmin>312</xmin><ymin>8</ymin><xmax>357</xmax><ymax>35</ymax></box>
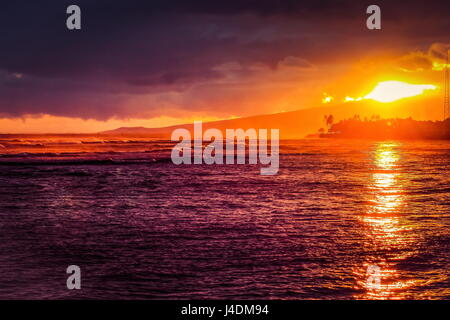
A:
<box><xmin>0</xmin><ymin>0</ymin><xmax>449</xmax><ymax>120</ymax></box>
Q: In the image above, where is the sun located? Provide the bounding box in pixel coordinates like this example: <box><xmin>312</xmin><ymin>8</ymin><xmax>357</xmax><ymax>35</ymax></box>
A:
<box><xmin>364</xmin><ymin>81</ymin><xmax>437</xmax><ymax>103</ymax></box>
<box><xmin>322</xmin><ymin>80</ymin><xmax>438</xmax><ymax>105</ymax></box>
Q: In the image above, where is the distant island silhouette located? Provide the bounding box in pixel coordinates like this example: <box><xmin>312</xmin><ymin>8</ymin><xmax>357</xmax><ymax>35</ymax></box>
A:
<box><xmin>316</xmin><ymin>116</ymin><xmax>450</xmax><ymax>140</ymax></box>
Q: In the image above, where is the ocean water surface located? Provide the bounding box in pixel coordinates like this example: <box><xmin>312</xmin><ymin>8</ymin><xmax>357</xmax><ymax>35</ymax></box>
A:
<box><xmin>0</xmin><ymin>137</ymin><xmax>448</xmax><ymax>299</ymax></box>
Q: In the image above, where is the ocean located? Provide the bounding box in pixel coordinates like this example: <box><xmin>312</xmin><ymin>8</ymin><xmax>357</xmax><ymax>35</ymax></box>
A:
<box><xmin>0</xmin><ymin>137</ymin><xmax>448</xmax><ymax>299</ymax></box>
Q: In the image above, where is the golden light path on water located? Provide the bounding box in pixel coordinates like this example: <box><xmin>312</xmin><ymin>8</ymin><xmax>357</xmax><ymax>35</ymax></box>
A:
<box><xmin>355</xmin><ymin>142</ymin><xmax>419</xmax><ymax>299</ymax></box>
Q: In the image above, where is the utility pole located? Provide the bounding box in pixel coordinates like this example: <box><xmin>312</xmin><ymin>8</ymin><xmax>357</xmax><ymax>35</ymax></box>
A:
<box><xmin>445</xmin><ymin>50</ymin><xmax>449</xmax><ymax>121</ymax></box>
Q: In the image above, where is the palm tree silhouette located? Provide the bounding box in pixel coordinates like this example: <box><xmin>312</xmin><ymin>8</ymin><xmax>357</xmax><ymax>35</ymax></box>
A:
<box><xmin>323</xmin><ymin>114</ymin><xmax>334</xmax><ymax>132</ymax></box>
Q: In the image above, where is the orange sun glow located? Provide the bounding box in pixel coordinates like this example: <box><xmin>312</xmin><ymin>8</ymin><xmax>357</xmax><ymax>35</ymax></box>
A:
<box><xmin>323</xmin><ymin>80</ymin><xmax>438</xmax><ymax>104</ymax></box>
<box><xmin>364</xmin><ymin>81</ymin><xmax>437</xmax><ymax>103</ymax></box>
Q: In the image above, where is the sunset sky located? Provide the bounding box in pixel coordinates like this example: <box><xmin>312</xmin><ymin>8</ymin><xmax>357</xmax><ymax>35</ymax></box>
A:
<box><xmin>0</xmin><ymin>0</ymin><xmax>449</xmax><ymax>133</ymax></box>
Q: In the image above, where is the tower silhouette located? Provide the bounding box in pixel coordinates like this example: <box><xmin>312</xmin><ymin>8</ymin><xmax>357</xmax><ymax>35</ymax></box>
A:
<box><xmin>445</xmin><ymin>50</ymin><xmax>449</xmax><ymax>120</ymax></box>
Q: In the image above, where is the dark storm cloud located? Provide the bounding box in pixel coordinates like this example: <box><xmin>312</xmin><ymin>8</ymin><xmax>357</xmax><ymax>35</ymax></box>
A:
<box><xmin>0</xmin><ymin>0</ymin><xmax>449</xmax><ymax>119</ymax></box>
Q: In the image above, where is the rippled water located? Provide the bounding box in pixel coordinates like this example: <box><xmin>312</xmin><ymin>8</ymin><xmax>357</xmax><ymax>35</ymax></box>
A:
<box><xmin>0</xmin><ymin>138</ymin><xmax>449</xmax><ymax>299</ymax></box>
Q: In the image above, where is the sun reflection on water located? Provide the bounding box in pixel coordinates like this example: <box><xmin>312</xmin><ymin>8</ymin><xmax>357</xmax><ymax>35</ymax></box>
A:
<box><xmin>374</xmin><ymin>146</ymin><xmax>399</xmax><ymax>169</ymax></box>
<box><xmin>355</xmin><ymin>142</ymin><xmax>419</xmax><ymax>299</ymax></box>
